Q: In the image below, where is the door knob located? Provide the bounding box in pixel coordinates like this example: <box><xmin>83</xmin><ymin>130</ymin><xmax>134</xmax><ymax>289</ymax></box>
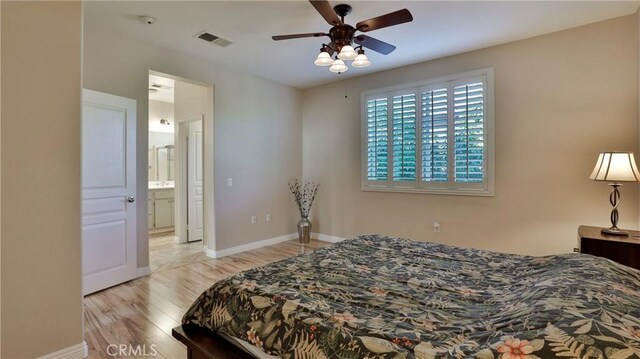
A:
<box><xmin>127</xmin><ymin>196</ymin><xmax>136</xmax><ymax>203</ymax></box>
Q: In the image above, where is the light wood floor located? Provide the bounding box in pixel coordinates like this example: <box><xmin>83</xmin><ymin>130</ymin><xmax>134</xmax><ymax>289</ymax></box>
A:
<box><xmin>84</xmin><ymin>239</ymin><xmax>331</xmax><ymax>358</ymax></box>
<box><xmin>149</xmin><ymin>232</ymin><xmax>207</xmax><ymax>273</ymax></box>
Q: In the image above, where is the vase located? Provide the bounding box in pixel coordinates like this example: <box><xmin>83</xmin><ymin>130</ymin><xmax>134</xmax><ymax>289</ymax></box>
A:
<box><xmin>297</xmin><ymin>217</ymin><xmax>311</xmax><ymax>244</ymax></box>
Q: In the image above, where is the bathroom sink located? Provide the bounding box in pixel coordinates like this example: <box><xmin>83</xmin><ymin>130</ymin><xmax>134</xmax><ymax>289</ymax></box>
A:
<box><xmin>148</xmin><ymin>181</ymin><xmax>175</xmax><ymax>189</ymax></box>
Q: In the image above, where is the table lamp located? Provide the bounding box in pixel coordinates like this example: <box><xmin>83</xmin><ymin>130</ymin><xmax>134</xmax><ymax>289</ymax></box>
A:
<box><xmin>590</xmin><ymin>152</ymin><xmax>640</xmax><ymax>236</ymax></box>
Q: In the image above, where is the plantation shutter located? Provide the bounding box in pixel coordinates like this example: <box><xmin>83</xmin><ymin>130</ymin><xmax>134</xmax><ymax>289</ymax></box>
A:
<box><xmin>392</xmin><ymin>93</ymin><xmax>417</xmax><ymax>181</ymax></box>
<box><xmin>421</xmin><ymin>88</ymin><xmax>448</xmax><ymax>182</ymax></box>
<box><xmin>361</xmin><ymin>69</ymin><xmax>492</xmax><ymax>195</ymax></box>
<box><xmin>366</xmin><ymin>97</ymin><xmax>388</xmax><ymax>181</ymax></box>
<box><xmin>453</xmin><ymin>82</ymin><xmax>484</xmax><ymax>183</ymax></box>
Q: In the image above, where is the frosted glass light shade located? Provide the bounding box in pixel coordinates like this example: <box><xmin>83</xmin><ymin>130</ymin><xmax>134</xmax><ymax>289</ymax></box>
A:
<box><xmin>352</xmin><ymin>53</ymin><xmax>371</xmax><ymax>68</ymax></box>
<box><xmin>314</xmin><ymin>51</ymin><xmax>333</xmax><ymax>66</ymax></box>
<box><xmin>329</xmin><ymin>59</ymin><xmax>348</xmax><ymax>73</ymax></box>
<box><xmin>337</xmin><ymin>45</ymin><xmax>357</xmax><ymax>60</ymax></box>
<box><xmin>590</xmin><ymin>152</ymin><xmax>640</xmax><ymax>182</ymax></box>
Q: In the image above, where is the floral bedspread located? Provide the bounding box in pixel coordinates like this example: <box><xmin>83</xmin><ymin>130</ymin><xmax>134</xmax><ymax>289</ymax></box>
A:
<box><xmin>183</xmin><ymin>235</ymin><xmax>640</xmax><ymax>358</ymax></box>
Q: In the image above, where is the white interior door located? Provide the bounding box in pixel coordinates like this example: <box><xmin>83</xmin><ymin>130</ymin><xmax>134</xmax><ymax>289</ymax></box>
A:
<box><xmin>187</xmin><ymin>119</ymin><xmax>204</xmax><ymax>242</ymax></box>
<box><xmin>82</xmin><ymin>89</ymin><xmax>137</xmax><ymax>295</ymax></box>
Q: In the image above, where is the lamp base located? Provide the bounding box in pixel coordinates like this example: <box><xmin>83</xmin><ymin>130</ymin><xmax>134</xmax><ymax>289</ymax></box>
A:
<box><xmin>601</xmin><ymin>227</ymin><xmax>629</xmax><ymax>236</ymax></box>
<box><xmin>602</xmin><ymin>184</ymin><xmax>628</xmax><ymax>236</ymax></box>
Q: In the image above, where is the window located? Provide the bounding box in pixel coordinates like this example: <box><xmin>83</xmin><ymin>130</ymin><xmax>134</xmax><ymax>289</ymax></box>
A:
<box><xmin>361</xmin><ymin>68</ymin><xmax>494</xmax><ymax>196</ymax></box>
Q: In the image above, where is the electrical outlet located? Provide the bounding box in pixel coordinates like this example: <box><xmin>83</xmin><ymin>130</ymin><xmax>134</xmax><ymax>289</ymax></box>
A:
<box><xmin>266</xmin><ymin>213</ymin><xmax>271</xmax><ymax>222</ymax></box>
<box><xmin>433</xmin><ymin>221</ymin><xmax>441</xmax><ymax>233</ymax></box>
<box><xmin>251</xmin><ymin>216</ymin><xmax>257</xmax><ymax>224</ymax></box>
<box><xmin>227</xmin><ymin>178</ymin><xmax>233</xmax><ymax>187</ymax></box>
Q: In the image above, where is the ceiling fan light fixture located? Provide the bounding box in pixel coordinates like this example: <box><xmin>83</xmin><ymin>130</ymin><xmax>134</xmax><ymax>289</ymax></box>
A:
<box><xmin>329</xmin><ymin>58</ymin><xmax>348</xmax><ymax>73</ymax></box>
<box><xmin>352</xmin><ymin>52</ymin><xmax>371</xmax><ymax>68</ymax></box>
<box><xmin>272</xmin><ymin>1</ymin><xmax>414</xmax><ymax>75</ymax></box>
<box><xmin>314</xmin><ymin>50</ymin><xmax>333</xmax><ymax>66</ymax></box>
<box><xmin>337</xmin><ymin>45</ymin><xmax>358</xmax><ymax>60</ymax></box>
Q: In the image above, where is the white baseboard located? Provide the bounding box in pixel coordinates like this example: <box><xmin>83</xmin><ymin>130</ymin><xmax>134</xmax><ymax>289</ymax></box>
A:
<box><xmin>313</xmin><ymin>232</ymin><xmax>346</xmax><ymax>243</ymax></box>
<box><xmin>38</xmin><ymin>341</ymin><xmax>87</xmax><ymax>359</ymax></box>
<box><xmin>205</xmin><ymin>233</ymin><xmax>299</xmax><ymax>259</ymax></box>
<box><xmin>202</xmin><ymin>232</ymin><xmax>346</xmax><ymax>259</ymax></box>
<box><xmin>136</xmin><ymin>266</ymin><xmax>151</xmax><ymax>278</ymax></box>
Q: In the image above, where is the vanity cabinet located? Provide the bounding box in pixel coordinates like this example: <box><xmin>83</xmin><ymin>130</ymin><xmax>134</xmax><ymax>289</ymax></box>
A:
<box><xmin>154</xmin><ymin>199</ymin><xmax>174</xmax><ymax>228</ymax></box>
<box><xmin>148</xmin><ymin>188</ymin><xmax>175</xmax><ymax>231</ymax></box>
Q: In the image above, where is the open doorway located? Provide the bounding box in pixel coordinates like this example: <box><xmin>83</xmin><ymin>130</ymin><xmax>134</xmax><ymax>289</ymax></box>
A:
<box><xmin>148</xmin><ymin>72</ymin><xmax>211</xmax><ymax>272</ymax></box>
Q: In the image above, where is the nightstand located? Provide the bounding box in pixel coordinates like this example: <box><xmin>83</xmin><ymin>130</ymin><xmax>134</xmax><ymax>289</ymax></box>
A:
<box><xmin>578</xmin><ymin>225</ymin><xmax>640</xmax><ymax>270</ymax></box>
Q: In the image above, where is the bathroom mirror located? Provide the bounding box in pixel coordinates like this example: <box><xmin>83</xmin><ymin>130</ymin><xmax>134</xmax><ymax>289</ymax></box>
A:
<box><xmin>149</xmin><ymin>145</ymin><xmax>174</xmax><ymax>181</ymax></box>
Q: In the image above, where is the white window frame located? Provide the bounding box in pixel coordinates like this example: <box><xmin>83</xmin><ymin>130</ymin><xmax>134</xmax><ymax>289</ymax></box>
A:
<box><xmin>361</xmin><ymin>68</ymin><xmax>495</xmax><ymax>196</ymax></box>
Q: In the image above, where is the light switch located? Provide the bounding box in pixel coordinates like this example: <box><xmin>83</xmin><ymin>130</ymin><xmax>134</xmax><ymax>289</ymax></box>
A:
<box><xmin>227</xmin><ymin>178</ymin><xmax>233</xmax><ymax>187</ymax></box>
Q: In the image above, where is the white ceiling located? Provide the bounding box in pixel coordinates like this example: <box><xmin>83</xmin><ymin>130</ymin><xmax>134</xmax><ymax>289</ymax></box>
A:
<box><xmin>84</xmin><ymin>1</ymin><xmax>639</xmax><ymax>89</ymax></box>
<box><xmin>149</xmin><ymin>74</ymin><xmax>175</xmax><ymax>103</ymax></box>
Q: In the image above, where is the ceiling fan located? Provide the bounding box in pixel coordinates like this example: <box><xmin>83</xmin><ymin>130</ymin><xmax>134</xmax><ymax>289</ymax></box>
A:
<box><xmin>272</xmin><ymin>0</ymin><xmax>413</xmax><ymax>73</ymax></box>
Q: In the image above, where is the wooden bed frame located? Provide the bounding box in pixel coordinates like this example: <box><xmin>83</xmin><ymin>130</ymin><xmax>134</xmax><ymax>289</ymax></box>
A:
<box><xmin>172</xmin><ymin>324</ymin><xmax>257</xmax><ymax>359</ymax></box>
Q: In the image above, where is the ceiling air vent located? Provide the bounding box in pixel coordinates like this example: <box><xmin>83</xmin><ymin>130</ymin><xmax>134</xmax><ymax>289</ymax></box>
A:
<box><xmin>196</xmin><ymin>31</ymin><xmax>233</xmax><ymax>47</ymax></box>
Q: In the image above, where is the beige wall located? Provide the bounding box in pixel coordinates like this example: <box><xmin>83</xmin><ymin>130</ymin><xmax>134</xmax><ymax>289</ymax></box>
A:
<box><xmin>149</xmin><ymin>99</ymin><xmax>175</xmax><ymax>129</ymax></box>
<box><xmin>303</xmin><ymin>14</ymin><xmax>639</xmax><ymax>256</ymax></box>
<box><xmin>1</xmin><ymin>3</ymin><xmax>3</xmax><ymax>352</ymax></box>
<box><xmin>83</xmin><ymin>12</ymin><xmax>303</xmax><ymax>262</ymax></box>
<box><xmin>1</xmin><ymin>2</ymin><xmax>84</xmax><ymax>357</ymax></box>
<box><xmin>174</xmin><ymin>80</ymin><xmax>208</xmax><ymax>123</ymax></box>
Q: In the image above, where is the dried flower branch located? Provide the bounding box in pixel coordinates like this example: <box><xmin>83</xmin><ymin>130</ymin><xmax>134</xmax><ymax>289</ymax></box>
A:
<box><xmin>288</xmin><ymin>179</ymin><xmax>320</xmax><ymax>218</ymax></box>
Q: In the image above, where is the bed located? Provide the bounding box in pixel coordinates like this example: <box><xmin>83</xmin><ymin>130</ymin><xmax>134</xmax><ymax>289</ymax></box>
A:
<box><xmin>173</xmin><ymin>234</ymin><xmax>640</xmax><ymax>358</ymax></box>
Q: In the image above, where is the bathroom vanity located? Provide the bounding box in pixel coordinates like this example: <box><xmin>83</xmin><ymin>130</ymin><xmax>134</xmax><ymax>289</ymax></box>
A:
<box><xmin>148</xmin><ymin>182</ymin><xmax>175</xmax><ymax>232</ymax></box>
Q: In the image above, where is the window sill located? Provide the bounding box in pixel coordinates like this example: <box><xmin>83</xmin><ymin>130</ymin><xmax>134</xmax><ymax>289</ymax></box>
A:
<box><xmin>361</xmin><ymin>185</ymin><xmax>495</xmax><ymax>197</ymax></box>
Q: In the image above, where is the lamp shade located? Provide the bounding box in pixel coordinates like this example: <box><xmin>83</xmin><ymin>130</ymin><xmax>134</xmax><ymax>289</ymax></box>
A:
<box><xmin>337</xmin><ymin>45</ymin><xmax>357</xmax><ymax>61</ymax></box>
<box><xmin>590</xmin><ymin>152</ymin><xmax>640</xmax><ymax>182</ymax></box>
<box><xmin>352</xmin><ymin>53</ymin><xmax>371</xmax><ymax>68</ymax></box>
<box><xmin>314</xmin><ymin>51</ymin><xmax>333</xmax><ymax>66</ymax></box>
<box><xmin>329</xmin><ymin>59</ymin><xmax>348</xmax><ymax>73</ymax></box>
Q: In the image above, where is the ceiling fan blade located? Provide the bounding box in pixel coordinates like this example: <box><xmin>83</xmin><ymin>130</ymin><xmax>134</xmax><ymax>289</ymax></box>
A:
<box><xmin>354</xmin><ymin>35</ymin><xmax>396</xmax><ymax>55</ymax></box>
<box><xmin>356</xmin><ymin>9</ymin><xmax>413</xmax><ymax>32</ymax></box>
<box><xmin>309</xmin><ymin>0</ymin><xmax>342</xmax><ymax>26</ymax></box>
<box><xmin>272</xmin><ymin>32</ymin><xmax>327</xmax><ymax>41</ymax></box>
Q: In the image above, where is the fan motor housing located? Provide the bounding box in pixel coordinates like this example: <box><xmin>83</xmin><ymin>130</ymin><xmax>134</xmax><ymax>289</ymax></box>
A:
<box><xmin>329</xmin><ymin>25</ymin><xmax>356</xmax><ymax>49</ymax></box>
<box><xmin>333</xmin><ymin>4</ymin><xmax>352</xmax><ymax>17</ymax></box>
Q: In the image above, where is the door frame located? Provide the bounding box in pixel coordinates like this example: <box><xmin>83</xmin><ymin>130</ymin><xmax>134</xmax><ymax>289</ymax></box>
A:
<box><xmin>147</xmin><ymin>70</ymin><xmax>216</xmax><ymax>251</ymax></box>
